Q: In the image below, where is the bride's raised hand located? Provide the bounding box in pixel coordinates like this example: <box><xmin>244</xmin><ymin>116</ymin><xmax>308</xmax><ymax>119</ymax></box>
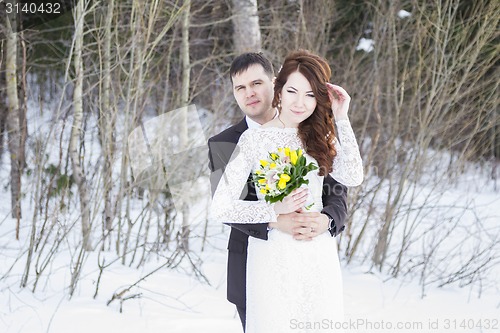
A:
<box><xmin>273</xmin><ymin>188</ymin><xmax>309</xmax><ymax>215</ymax></box>
<box><xmin>326</xmin><ymin>83</ymin><xmax>350</xmax><ymax>121</ymax></box>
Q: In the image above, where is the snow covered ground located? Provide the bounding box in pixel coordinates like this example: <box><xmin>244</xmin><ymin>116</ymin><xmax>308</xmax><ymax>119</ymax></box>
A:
<box><xmin>1</xmin><ymin>241</ymin><xmax>498</xmax><ymax>333</ymax></box>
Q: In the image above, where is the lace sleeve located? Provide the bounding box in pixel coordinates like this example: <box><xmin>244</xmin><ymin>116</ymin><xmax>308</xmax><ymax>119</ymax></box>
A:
<box><xmin>331</xmin><ymin>119</ymin><xmax>364</xmax><ymax>186</ymax></box>
<box><xmin>210</xmin><ymin>130</ymin><xmax>278</xmax><ymax>224</ymax></box>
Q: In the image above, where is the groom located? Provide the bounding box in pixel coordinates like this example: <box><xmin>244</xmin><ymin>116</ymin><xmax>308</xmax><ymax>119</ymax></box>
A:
<box><xmin>207</xmin><ymin>52</ymin><xmax>348</xmax><ymax>331</ymax></box>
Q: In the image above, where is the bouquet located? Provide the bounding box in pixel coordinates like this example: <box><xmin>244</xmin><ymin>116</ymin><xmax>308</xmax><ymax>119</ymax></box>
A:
<box><xmin>252</xmin><ymin>147</ymin><xmax>318</xmax><ymax>208</ymax></box>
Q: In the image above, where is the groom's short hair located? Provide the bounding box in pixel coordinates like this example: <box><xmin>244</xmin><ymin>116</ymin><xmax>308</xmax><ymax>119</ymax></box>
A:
<box><xmin>230</xmin><ymin>52</ymin><xmax>274</xmax><ymax>82</ymax></box>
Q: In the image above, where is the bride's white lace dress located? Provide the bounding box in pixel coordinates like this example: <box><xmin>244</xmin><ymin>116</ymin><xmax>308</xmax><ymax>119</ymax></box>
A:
<box><xmin>211</xmin><ymin>119</ymin><xmax>363</xmax><ymax>333</ymax></box>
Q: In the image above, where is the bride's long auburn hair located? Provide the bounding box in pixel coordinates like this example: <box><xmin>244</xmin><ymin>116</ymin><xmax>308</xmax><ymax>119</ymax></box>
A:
<box><xmin>272</xmin><ymin>50</ymin><xmax>336</xmax><ymax>176</ymax></box>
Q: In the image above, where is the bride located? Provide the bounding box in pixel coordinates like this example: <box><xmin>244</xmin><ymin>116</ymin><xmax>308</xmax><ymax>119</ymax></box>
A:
<box><xmin>211</xmin><ymin>49</ymin><xmax>363</xmax><ymax>332</ymax></box>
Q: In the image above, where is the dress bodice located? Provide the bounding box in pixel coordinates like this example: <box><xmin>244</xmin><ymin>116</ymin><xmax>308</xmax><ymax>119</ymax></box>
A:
<box><xmin>210</xmin><ymin>120</ymin><xmax>363</xmax><ymax>224</ymax></box>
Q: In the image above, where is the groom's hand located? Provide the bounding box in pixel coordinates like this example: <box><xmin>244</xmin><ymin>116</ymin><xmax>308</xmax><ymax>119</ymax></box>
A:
<box><xmin>268</xmin><ymin>212</ymin><xmax>330</xmax><ymax>240</ymax></box>
<box><xmin>268</xmin><ymin>213</ymin><xmax>298</xmax><ymax>235</ymax></box>
<box><xmin>292</xmin><ymin>212</ymin><xmax>330</xmax><ymax>241</ymax></box>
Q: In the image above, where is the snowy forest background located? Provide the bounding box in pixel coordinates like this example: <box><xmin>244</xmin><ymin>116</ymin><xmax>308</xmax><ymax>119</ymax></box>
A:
<box><xmin>0</xmin><ymin>0</ymin><xmax>499</xmax><ymax>332</ymax></box>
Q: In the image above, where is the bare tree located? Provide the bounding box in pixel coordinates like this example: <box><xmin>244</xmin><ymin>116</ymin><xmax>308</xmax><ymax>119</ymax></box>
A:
<box><xmin>5</xmin><ymin>12</ymin><xmax>22</xmax><ymax>238</ymax></box>
<box><xmin>98</xmin><ymin>0</ymin><xmax>116</xmax><ymax>244</ymax></box>
<box><xmin>179</xmin><ymin>0</ymin><xmax>191</xmax><ymax>251</ymax></box>
<box><xmin>69</xmin><ymin>0</ymin><xmax>92</xmax><ymax>251</ymax></box>
<box><xmin>332</xmin><ymin>0</ymin><xmax>500</xmax><ymax>291</ymax></box>
<box><xmin>231</xmin><ymin>0</ymin><xmax>261</xmax><ymax>54</ymax></box>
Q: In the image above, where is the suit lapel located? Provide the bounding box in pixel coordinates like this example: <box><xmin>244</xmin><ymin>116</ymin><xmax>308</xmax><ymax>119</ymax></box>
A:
<box><xmin>232</xmin><ymin>118</ymin><xmax>249</xmax><ymax>138</ymax></box>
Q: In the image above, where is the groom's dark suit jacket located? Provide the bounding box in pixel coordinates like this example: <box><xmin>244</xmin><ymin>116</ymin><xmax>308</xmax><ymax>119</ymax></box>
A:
<box><xmin>208</xmin><ymin>118</ymin><xmax>348</xmax><ymax>309</ymax></box>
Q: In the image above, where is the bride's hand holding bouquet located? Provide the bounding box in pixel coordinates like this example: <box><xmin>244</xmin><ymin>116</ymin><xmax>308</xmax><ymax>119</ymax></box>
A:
<box><xmin>273</xmin><ymin>187</ymin><xmax>309</xmax><ymax>214</ymax></box>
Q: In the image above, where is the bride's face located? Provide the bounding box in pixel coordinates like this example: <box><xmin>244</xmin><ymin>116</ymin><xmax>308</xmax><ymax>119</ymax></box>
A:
<box><xmin>279</xmin><ymin>71</ymin><xmax>317</xmax><ymax>127</ymax></box>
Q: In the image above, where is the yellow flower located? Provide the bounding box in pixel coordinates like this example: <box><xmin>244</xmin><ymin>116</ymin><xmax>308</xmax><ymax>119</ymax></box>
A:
<box><xmin>298</xmin><ymin>149</ymin><xmax>303</xmax><ymax>157</ymax></box>
<box><xmin>255</xmin><ymin>170</ymin><xmax>263</xmax><ymax>175</ymax></box>
<box><xmin>290</xmin><ymin>150</ymin><xmax>298</xmax><ymax>165</ymax></box>
<box><xmin>284</xmin><ymin>147</ymin><xmax>290</xmax><ymax>156</ymax></box>
<box><xmin>260</xmin><ymin>160</ymin><xmax>269</xmax><ymax>167</ymax></box>
<box><xmin>270</xmin><ymin>153</ymin><xmax>278</xmax><ymax>160</ymax></box>
<box><xmin>258</xmin><ymin>179</ymin><xmax>267</xmax><ymax>184</ymax></box>
<box><xmin>277</xmin><ymin>174</ymin><xmax>290</xmax><ymax>189</ymax></box>
<box><xmin>270</xmin><ymin>163</ymin><xmax>276</xmax><ymax>169</ymax></box>
<box><xmin>279</xmin><ymin>174</ymin><xmax>291</xmax><ymax>182</ymax></box>
<box><xmin>260</xmin><ymin>188</ymin><xmax>268</xmax><ymax>194</ymax></box>
<box><xmin>265</xmin><ymin>184</ymin><xmax>271</xmax><ymax>190</ymax></box>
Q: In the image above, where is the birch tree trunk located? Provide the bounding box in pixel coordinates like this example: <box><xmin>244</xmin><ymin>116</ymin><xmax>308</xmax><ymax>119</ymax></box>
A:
<box><xmin>179</xmin><ymin>0</ymin><xmax>191</xmax><ymax>251</ymax></box>
<box><xmin>70</xmin><ymin>0</ymin><xmax>92</xmax><ymax>251</ymax></box>
<box><xmin>99</xmin><ymin>0</ymin><xmax>116</xmax><ymax>241</ymax></box>
<box><xmin>231</xmin><ymin>0</ymin><xmax>261</xmax><ymax>53</ymax></box>
<box><xmin>5</xmin><ymin>14</ymin><xmax>22</xmax><ymax>238</ymax></box>
<box><xmin>0</xmin><ymin>75</ymin><xmax>5</xmax><ymax>162</ymax></box>
<box><xmin>229</xmin><ymin>0</ymin><xmax>261</xmax><ymax>121</ymax></box>
<box><xmin>18</xmin><ymin>28</ymin><xmax>28</xmax><ymax>171</ymax></box>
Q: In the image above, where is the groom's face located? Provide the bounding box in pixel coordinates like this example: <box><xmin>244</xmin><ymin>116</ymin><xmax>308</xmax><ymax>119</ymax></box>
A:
<box><xmin>232</xmin><ymin>64</ymin><xmax>275</xmax><ymax>125</ymax></box>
